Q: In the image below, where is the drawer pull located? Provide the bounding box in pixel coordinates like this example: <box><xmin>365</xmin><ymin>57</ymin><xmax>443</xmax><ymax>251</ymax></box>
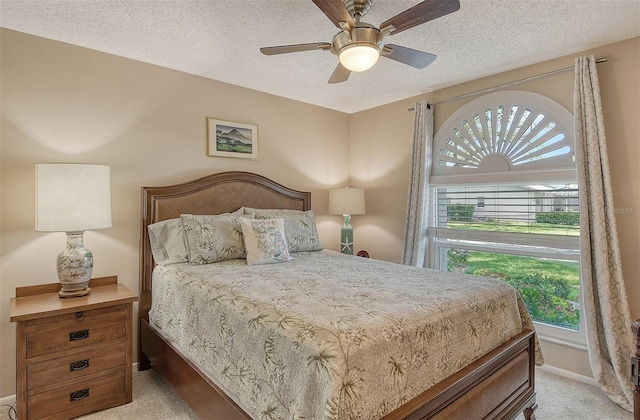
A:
<box><xmin>70</xmin><ymin>388</ymin><xmax>89</xmax><ymax>402</ymax></box>
<box><xmin>70</xmin><ymin>359</ymin><xmax>90</xmax><ymax>371</ymax></box>
<box><xmin>75</xmin><ymin>311</ymin><xmax>85</xmax><ymax>322</ymax></box>
<box><xmin>69</xmin><ymin>329</ymin><xmax>90</xmax><ymax>341</ymax></box>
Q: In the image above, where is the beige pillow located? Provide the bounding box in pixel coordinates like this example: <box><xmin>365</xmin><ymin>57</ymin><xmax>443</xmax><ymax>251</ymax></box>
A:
<box><xmin>147</xmin><ymin>218</ymin><xmax>189</xmax><ymax>265</ymax></box>
<box><xmin>181</xmin><ymin>213</ymin><xmax>249</xmax><ymax>264</ymax></box>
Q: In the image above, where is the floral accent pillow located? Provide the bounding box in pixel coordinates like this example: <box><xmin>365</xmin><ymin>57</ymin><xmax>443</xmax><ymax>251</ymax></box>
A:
<box><xmin>180</xmin><ymin>213</ymin><xmax>248</xmax><ymax>264</ymax></box>
<box><xmin>239</xmin><ymin>217</ymin><xmax>292</xmax><ymax>265</ymax></box>
<box><xmin>243</xmin><ymin>208</ymin><xmax>322</xmax><ymax>253</ymax></box>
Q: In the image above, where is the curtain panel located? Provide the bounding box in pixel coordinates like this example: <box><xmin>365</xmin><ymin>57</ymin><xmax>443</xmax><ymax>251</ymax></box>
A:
<box><xmin>574</xmin><ymin>54</ymin><xmax>634</xmax><ymax>412</ymax></box>
<box><xmin>401</xmin><ymin>101</ymin><xmax>433</xmax><ymax>267</ymax></box>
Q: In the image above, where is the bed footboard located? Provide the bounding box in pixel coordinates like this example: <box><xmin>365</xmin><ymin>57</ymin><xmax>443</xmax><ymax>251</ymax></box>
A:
<box><xmin>384</xmin><ymin>329</ymin><xmax>536</xmax><ymax>420</ymax></box>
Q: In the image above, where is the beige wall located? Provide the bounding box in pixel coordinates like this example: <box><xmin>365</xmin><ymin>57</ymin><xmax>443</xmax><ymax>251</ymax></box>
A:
<box><xmin>351</xmin><ymin>37</ymin><xmax>640</xmax><ymax>378</ymax></box>
<box><xmin>1</xmin><ymin>27</ymin><xmax>638</xmax><ymax>398</ymax></box>
<box><xmin>0</xmin><ymin>29</ymin><xmax>350</xmax><ymax>398</ymax></box>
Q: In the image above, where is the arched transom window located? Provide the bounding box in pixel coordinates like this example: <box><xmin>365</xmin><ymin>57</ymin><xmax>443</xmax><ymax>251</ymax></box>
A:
<box><xmin>431</xmin><ymin>91</ymin><xmax>575</xmax><ymax>184</ymax></box>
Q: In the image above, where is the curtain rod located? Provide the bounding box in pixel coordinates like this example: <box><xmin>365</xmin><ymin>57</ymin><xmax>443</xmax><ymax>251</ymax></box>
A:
<box><xmin>408</xmin><ymin>57</ymin><xmax>608</xmax><ymax>111</ymax></box>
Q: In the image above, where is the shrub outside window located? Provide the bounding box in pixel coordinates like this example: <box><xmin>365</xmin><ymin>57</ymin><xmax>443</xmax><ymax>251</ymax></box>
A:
<box><xmin>431</xmin><ymin>184</ymin><xmax>580</xmax><ymax>332</ymax></box>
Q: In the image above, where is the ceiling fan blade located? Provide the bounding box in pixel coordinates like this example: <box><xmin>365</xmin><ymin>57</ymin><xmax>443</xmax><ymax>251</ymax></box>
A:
<box><xmin>380</xmin><ymin>0</ymin><xmax>460</xmax><ymax>35</ymax></box>
<box><xmin>312</xmin><ymin>0</ymin><xmax>355</xmax><ymax>30</ymax></box>
<box><xmin>382</xmin><ymin>44</ymin><xmax>436</xmax><ymax>69</ymax></box>
<box><xmin>260</xmin><ymin>42</ymin><xmax>331</xmax><ymax>55</ymax></box>
<box><xmin>328</xmin><ymin>63</ymin><xmax>351</xmax><ymax>84</ymax></box>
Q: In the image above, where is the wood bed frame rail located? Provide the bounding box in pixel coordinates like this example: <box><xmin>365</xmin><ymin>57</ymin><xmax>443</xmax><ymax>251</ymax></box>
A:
<box><xmin>138</xmin><ymin>171</ymin><xmax>538</xmax><ymax>420</ymax></box>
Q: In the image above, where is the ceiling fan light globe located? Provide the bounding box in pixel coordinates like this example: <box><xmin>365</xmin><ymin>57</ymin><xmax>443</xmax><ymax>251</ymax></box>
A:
<box><xmin>339</xmin><ymin>44</ymin><xmax>380</xmax><ymax>72</ymax></box>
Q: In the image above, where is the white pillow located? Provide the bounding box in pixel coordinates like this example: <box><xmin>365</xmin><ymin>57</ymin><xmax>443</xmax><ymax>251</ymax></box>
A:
<box><xmin>239</xmin><ymin>217</ymin><xmax>291</xmax><ymax>265</ymax></box>
<box><xmin>147</xmin><ymin>218</ymin><xmax>189</xmax><ymax>265</ymax></box>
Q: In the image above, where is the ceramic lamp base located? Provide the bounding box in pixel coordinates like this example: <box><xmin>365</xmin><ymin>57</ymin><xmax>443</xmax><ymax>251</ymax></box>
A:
<box><xmin>340</xmin><ymin>215</ymin><xmax>354</xmax><ymax>255</ymax></box>
<box><xmin>57</xmin><ymin>231</ymin><xmax>93</xmax><ymax>298</ymax></box>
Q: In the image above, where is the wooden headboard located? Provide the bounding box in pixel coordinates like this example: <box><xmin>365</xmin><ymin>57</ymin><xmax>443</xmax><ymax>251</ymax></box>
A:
<box><xmin>139</xmin><ymin>171</ymin><xmax>311</xmax><ymax>320</ymax></box>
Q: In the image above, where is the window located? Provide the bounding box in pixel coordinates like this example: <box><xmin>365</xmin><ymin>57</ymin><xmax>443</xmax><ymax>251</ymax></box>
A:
<box><xmin>429</xmin><ymin>91</ymin><xmax>584</xmax><ymax>345</ymax></box>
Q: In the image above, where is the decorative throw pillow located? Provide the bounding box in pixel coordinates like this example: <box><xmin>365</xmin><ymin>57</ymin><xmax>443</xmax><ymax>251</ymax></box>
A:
<box><xmin>243</xmin><ymin>208</ymin><xmax>323</xmax><ymax>252</ymax></box>
<box><xmin>239</xmin><ymin>217</ymin><xmax>292</xmax><ymax>265</ymax></box>
<box><xmin>148</xmin><ymin>218</ymin><xmax>189</xmax><ymax>265</ymax></box>
<box><xmin>180</xmin><ymin>213</ymin><xmax>248</xmax><ymax>264</ymax></box>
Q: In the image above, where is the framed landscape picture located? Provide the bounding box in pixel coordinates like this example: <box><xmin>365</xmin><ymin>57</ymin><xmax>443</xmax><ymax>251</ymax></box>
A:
<box><xmin>207</xmin><ymin>118</ymin><xmax>258</xmax><ymax>159</ymax></box>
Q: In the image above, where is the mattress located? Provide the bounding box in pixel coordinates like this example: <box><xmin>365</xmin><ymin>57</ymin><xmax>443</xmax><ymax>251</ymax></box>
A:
<box><xmin>149</xmin><ymin>250</ymin><xmax>541</xmax><ymax>419</ymax></box>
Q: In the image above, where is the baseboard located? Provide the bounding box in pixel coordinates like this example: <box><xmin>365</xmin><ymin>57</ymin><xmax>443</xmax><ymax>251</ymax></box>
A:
<box><xmin>0</xmin><ymin>394</ymin><xmax>15</xmax><ymax>409</ymax></box>
<box><xmin>538</xmin><ymin>363</ymin><xmax>597</xmax><ymax>386</ymax></box>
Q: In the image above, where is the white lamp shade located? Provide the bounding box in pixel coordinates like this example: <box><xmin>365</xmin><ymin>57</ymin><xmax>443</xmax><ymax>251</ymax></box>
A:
<box><xmin>329</xmin><ymin>188</ymin><xmax>366</xmax><ymax>216</ymax></box>
<box><xmin>36</xmin><ymin>163</ymin><xmax>112</xmax><ymax>232</ymax></box>
<box><xmin>338</xmin><ymin>44</ymin><xmax>380</xmax><ymax>72</ymax></box>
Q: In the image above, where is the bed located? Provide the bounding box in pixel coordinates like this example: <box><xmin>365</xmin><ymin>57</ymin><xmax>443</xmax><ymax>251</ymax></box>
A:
<box><xmin>138</xmin><ymin>171</ymin><xmax>541</xmax><ymax>420</ymax></box>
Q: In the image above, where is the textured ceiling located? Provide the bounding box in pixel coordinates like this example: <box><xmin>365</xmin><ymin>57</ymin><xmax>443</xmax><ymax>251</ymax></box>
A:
<box><xmin>1</xmin><ymin>0</ymin><xmax>639</xmax><ymax>114</ymax></box>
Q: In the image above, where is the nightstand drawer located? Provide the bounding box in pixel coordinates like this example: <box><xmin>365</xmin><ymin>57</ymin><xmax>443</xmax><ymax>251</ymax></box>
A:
<box><xmin>27</xmin><ymin>341</ymin><xmax>126</xmax><ymax>391</ymax></box>
<box><xmin>26</xmin><ymin>305</ymin><xmax>126</xmax><ymax>358</ymax></box>
<box><xmin>28</xmin><ymin>370</ymin><xmax>126</xmax><ymax>420</ymax></box>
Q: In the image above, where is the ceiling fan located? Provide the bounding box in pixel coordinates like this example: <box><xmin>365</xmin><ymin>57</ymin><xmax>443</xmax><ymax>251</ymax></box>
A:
<box><xmin>260</xmin><ymin>0</ymin><xmax>460</xmax><ymax>83</ymax></box>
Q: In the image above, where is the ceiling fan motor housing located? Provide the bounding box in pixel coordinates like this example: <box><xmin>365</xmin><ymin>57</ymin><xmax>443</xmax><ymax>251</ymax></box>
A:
<box><xmin>331</xmin><ymin>22</ymin><xmax>382</xmax><ymax>56</ymax></box>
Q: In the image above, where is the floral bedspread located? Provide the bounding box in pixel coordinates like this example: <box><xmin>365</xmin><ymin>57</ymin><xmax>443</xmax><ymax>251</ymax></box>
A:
<box><xmin>149</xmin><ymin>250</ymin><xmax>542</xmax><ymax>419</ymax></box>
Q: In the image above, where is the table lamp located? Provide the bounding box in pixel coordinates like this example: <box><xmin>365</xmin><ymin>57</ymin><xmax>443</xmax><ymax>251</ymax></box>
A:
<box><xmin>329</xmin><ymin>187</ymin><xmax>365</xmax><ymax>255</ymax></box>
<box><xmin>35</xmin><ymin>163</ymin><xmax>112</xmax><ymax>298</ymax></box>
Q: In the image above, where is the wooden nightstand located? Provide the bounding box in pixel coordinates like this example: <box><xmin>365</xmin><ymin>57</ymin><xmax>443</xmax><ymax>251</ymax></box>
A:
<box><xmin>10</xmin><ymin>276</ymin><xmax>138</xmax><ymax>420</ymax></box>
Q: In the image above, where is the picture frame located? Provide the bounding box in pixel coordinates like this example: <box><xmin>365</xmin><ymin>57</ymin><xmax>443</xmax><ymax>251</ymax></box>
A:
<box><xmin>207</xmin><ymin>118</ymin><xmax>258</xmax><ymax>159</ymax></box>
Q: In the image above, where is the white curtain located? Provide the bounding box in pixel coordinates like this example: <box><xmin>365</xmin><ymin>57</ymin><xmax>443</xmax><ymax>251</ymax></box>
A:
<box><xmin>574</xmin><ymin>55</ymin><xmax>634</xmax><ymax>412</ymax></box>
<box><xmin>401</xmin><ymin>101</ymin><xmax>433</xmax><ymax>267</ymax></box>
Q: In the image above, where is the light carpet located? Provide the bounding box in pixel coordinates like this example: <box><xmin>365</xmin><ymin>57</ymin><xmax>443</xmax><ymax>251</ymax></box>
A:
<box><xmin>2</xmin><ymin>367</ymin><xmax>632</xmax><ymax>419</ymax></box>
